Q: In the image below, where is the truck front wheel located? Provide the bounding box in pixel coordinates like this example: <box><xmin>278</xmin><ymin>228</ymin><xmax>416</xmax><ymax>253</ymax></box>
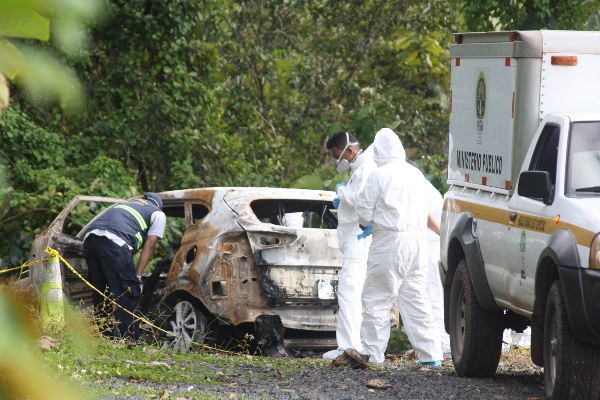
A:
<box><xmin>543</xmin><ymin>281</ymin><xmax>600</xmax><ymax>399</ymax></box>
<box><xmin>449</xmin><ymin>260</ymin><xmax>502</xmax><ymax>377</ymax></box>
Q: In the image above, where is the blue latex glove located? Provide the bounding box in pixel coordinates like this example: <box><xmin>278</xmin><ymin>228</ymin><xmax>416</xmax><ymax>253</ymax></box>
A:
<box><xmin>335</xmin><ymin>181</ymin><xmax>347</xmax><ymax>194</ymax></box>
<box><xmin>332</xmin><ymin>197</ymin><xmax>340</xmax><ymax>209</ymax></box>
<box><xmin>357</xmin><ymin>225</ymin><xmax>372</xmax><ymax>240</ymax></box>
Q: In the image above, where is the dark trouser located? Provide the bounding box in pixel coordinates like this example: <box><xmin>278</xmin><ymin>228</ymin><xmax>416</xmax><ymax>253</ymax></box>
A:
<box><xmin>83</xmin><ymin>235</ymin><xmax>141</xmax><ymax>340</ymax></box>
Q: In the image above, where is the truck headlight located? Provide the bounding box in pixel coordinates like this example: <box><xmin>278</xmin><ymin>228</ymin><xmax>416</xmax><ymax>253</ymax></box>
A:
<box><xmin>590</xmin><ymin>233</ymin><xmax>600</xmax><ymax>269</ymax></box>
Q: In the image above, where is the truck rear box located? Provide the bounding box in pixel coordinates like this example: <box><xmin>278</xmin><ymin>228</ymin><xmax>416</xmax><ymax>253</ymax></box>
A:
<box><xmin>448</xmin><ymin>30</ymin><xmax>600</xmax><ymax>192</ymax></box>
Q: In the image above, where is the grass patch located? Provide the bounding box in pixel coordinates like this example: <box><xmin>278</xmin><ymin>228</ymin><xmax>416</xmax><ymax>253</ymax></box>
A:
<box><xmin>39</xmin><ymin>324</ymin><xmax>331</xmax><ymax>399</ymax></box>
<box><xmin>386</xmin><ymin>319</ymin><xmax>412</xmax><ymax>354</ymax></box>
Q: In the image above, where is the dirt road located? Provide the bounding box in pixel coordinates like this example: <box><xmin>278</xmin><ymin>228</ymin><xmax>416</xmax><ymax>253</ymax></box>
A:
<box><xmin>94</xmin><ymin>350</ymin><xmax>544</xmax><ymax>399</ymax></box>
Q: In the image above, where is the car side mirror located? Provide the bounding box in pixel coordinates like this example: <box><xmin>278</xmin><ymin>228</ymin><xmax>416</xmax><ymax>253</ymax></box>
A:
<box><xmin>517</xmin><ymin>170</ymin><xmax>552</xmax><ymax>204</ymax></box>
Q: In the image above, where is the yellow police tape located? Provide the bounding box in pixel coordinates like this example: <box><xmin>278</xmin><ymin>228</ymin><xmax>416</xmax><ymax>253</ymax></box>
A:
<box><xmin>1</xmin><ymin>248</ymin><xmax>238</xmax><ymax>355</ymax></box>
<box><xmin>0</xmin><ymin>257</ymin><xmax>50</xmax><ymax>275</ymax></box>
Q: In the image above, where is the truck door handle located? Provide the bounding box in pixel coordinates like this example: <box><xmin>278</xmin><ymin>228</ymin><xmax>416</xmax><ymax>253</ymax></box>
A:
<box><xmin>509</xmin><ymin>212</ymin><xmax>517</xmax><ymax>223</ymax></box>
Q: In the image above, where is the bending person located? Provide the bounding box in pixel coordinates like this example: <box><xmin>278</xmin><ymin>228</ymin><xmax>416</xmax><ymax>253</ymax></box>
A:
<box><xmin>83</xmin><ymin>192</ymin><xmax>166</xmax><ymax>340</ymax></box>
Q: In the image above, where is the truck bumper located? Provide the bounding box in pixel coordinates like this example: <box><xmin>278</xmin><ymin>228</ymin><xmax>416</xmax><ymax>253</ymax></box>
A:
<box><xmin>559</xmin><ymin>265</ymin><xmax>600</xmax><ymax>344</ymax></box>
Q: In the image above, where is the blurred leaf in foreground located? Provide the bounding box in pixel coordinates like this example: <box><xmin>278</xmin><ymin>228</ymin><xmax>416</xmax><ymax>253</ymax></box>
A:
<box><xmin>0</xmin><ymin>288</ymin><xmax>86</xmax><ymax>399</ymax></box>
<box><xmin>0</xmin><ymin>0</ymin><xmax>104</xmax><ymax>110</ymax></box>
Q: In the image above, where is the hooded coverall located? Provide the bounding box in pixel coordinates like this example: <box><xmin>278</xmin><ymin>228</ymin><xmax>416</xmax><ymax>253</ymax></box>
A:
<box><xmin>356</xmin><ymin>128</ymin><xmax>442</xmax><ymax>363</ymax></box>
<box><xmin>323</xmin><ymin>148</ymin><xmax>377</xmax><ymax>360</ymax></box>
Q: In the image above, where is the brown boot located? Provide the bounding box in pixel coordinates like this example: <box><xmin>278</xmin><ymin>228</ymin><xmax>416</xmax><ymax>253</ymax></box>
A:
<box><xmin>330</xmin><ymin>352</ymin><xmax>352</xmax><ymax>367</ymax></box>
<box><xmin>344</xmin><ymin>348</ymin><xmax>370</xmax><ymax>370</ymax></box>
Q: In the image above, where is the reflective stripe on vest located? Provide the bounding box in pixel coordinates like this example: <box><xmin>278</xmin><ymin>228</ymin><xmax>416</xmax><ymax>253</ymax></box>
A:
<box><xmin>115</xmin><ymin>204</ymin><xmax>148</xmax><ymax>250</ymax></box>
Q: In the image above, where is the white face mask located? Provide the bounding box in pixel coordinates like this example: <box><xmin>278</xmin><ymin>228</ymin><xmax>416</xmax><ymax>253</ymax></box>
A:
<box><xmin>334</xmin><ymin>132</ymin><xmax>359</xmax><ymax>173</ymax></box>
<box><xmin>336</xmin><ymin>157</ymin><xmax>351</xmax><ymax>173</ymax></box>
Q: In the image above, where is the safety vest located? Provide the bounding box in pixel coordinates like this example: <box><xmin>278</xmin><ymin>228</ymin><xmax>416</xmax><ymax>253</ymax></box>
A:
<box><xmin>89</xmin><ymin>199</ymin><xmax>157</xmax><ymax>252</ymax></box>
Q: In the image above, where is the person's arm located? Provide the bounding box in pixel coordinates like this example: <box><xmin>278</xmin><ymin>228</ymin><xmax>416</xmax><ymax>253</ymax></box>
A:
<box><xmin>427</xmin><ymin>212</ymin><xmax>441</xmax><ymax>236</ymax></box>
<box><xmin>136</xmin><ymin>235</ymin><xmax>160</xmax><ymax>276</ymax></box>
<box><xmin>339</xmin><ymin>161</ymin><xmax>376</xmax><ymax>208</ymax></box>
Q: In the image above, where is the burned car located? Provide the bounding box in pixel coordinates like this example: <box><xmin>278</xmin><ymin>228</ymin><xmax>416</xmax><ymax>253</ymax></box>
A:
<box><xmin>27</xmin><ymin>188</ymin><xmax>342</xmax><ymax>352</ymax></box>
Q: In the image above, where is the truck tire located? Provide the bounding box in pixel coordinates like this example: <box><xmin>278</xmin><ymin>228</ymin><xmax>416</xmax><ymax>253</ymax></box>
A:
<box><xmin>543</xmin><ymin>281</ymin><xmax>600</xmax><ymax>399</ymax></box>
<box><xmin>449</xmin><ymin>260</ymin><xmax>502</xmax><ymax>377</ymax></box>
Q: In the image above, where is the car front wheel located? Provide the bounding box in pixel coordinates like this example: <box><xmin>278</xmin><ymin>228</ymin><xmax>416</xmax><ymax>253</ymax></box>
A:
<box><xmin>449</xmin><ymin>260</ymin><xmax>503</xmax><ymax>377</ymax></box>
<box><xmin>163</xmin><ymin>300</ymin><xmax>207</xmax><ymax>352</ymax></box>
<box><xmin>543</xmin><ymin>281</ymin><xmax>600</xmax><ymax>399</ymax></box>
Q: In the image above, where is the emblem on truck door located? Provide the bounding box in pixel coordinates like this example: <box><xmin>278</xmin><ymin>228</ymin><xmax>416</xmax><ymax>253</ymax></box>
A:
<box><xmin>476</xmin><ymin>72</ymin><xmax>486</xmax><ymax>120</ymax></box>
<box><xmin>476</xmin><ymin>72</ymin><xmax>486</xmax><ymax>145</ymax></box>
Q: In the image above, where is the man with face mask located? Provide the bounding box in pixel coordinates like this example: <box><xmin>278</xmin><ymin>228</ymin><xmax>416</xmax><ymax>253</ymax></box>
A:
<box><xmin>324</xmin><ymin>131</ymin><xmax>377</xmax><ymax>362</ymax></box>
<box><xmin>345</xmin><ymin>128</ymin><xmax>443</xmax><ymax>368</ymax></box>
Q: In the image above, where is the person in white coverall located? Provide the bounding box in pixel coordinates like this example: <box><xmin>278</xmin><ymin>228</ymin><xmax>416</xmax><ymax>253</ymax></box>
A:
<box><xmin>398</xmin><ymin>161</ymin><xmax>451</xmax><ymax>358</ymax></box>
<box><xmin>424</xmin><ymin>179</ymin><xmax>451</xmax><ymax>356</ymax></box>
<box><xmin>323</xmin><ymin>131</ymin><xmax>377</xmax><ymax>360</ymax></box>
<box><xmin>347</xmin><ymin>128</ymin><xmax>443</xmax><ymax>367</ymax></box>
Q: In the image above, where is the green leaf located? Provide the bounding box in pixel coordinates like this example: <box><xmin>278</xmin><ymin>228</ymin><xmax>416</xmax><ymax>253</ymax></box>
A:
<box><xmin>0</xmin><ymin>6</ymin><xmax>49</xmax><ymax>41</ymax></box>
<box><xmin>14</xmin><ymin>45</ymin><xmax>84</xmax><ymax>111</ymax></box>
<box><xmin>328</xmin><ymin>122</ymin><xmax>342</xmax><ymax>134</ymax></box>
<box><xmin>290</xmin><ymin>174</ymin><xmax>324</xmax><ymax>190</ymax></box>
<box><xmin>406</xmin><ymin>50</ymin><xmax>420</xmax><ymax>64</ymax></box>
<box><xmin>357</xmin><ymin>105</ymin><xmax>371</xmax><ymax>120</ymax></box>
<box><xmin>394</xmin><ymin>33</ymin><xmax>413</xmax><ymax>51</ymax></box>
<box><xmin>0</xmin><ymin>40</ymin><xmax>24</xmax><ymax>79</ymax></box>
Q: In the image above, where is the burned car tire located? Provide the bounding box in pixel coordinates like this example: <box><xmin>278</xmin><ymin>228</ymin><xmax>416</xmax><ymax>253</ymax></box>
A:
<box><xmin>449</xmin><ymin>260</ymin><xmax>503</xmax><ymax>377</ymax></box>
<box><xmin>163</xmin><ymin>300</ymin><xmax>207</xmax><ymax>352</ymax></box>
<box><xmin>543</xmin><ymin>281</ymin><xmax>600</xmax><ymax>400</ymax></box>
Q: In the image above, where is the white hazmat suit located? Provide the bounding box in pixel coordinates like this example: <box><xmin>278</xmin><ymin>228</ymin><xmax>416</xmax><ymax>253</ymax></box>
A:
<box><xmin>356</xmin><ymin>128</ymin><xmax>442</xmax><ymax>364</ymax></box>
<box><xmin>424</xmin><ymin>180</ymin><xmax>451</xmax><ymax>355</ymax></box>
<box><xmin>323</xmin><ymin>147</ymin><xmax>377</xmax><ymax>360</ymax></box>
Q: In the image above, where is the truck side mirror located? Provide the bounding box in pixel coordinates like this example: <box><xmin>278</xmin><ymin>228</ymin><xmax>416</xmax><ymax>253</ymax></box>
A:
<box><xmin>517</xmin><ymin>171</ymin><xmax>553</xmax><ymax>204</ymax></box>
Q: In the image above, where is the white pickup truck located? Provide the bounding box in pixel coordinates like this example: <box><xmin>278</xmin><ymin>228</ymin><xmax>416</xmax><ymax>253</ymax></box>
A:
<box><xmin>440</xmin><ymin>30</ymin><xmax>600</xmax><ymax>400</ymax></box>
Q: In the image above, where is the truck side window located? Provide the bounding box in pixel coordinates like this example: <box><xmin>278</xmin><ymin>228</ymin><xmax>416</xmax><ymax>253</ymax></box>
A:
<box><xmin>529</xmin><ymin>124</ymin><xmax>560</xmax><ymax>186</ymax></box>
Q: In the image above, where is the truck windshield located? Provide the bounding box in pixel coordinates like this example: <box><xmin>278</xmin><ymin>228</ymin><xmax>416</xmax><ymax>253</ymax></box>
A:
<box><xmin>566</xmin><ymin>121</ymin><xmax>600</xmax><ymax>197</ymax></box>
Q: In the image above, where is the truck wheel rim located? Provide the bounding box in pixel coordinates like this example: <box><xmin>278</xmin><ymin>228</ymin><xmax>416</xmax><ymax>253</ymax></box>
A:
<box><xmin>546</xmin><ymin>310</ymin><xmax>558</xmax><ymax>391</ymax></box>
<box><xmin>454</xmin><ymin>285</ymin><xmax>466</xmax><ymax>355</ymax></box>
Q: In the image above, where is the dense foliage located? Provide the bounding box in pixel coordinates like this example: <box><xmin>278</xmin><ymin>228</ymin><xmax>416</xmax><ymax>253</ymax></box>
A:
<box><xmin>1</xmin><ymin>0</ymin><xmax>599</xmax><ymax>265</ymax></box>
<box><xmin>455</xmin><ymin>0</ymin><xmax>600</xmax><ymax>31</ymax></box>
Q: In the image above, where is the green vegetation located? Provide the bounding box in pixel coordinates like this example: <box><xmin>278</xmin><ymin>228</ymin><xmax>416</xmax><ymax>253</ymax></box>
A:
<box><xmin>39</xmin><ymin>319</ymin><xmax>332</xmax><ymax>399</ymax></box>
<box><xmin>1</xmin><ymin>1</ymin><xmax>599</xmax><ymax>265</ymax></box>
<box><xmin>458</xmin><ymin>0</ymin><xmax>600</xmax><ymax>31</ymax></box>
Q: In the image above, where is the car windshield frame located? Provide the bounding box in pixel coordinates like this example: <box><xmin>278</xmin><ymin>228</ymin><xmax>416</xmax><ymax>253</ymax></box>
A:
<box><xmin>566</xmin><ymin>121</ymin><xmax>600</xmax><ymax>198</ymax></box>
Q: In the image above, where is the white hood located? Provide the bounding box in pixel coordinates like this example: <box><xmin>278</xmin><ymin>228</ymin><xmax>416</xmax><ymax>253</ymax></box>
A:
<box><xmin>373</xmin><ymin>128</ymin><xmax>406</xmax><ymax>167</ymax></box>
